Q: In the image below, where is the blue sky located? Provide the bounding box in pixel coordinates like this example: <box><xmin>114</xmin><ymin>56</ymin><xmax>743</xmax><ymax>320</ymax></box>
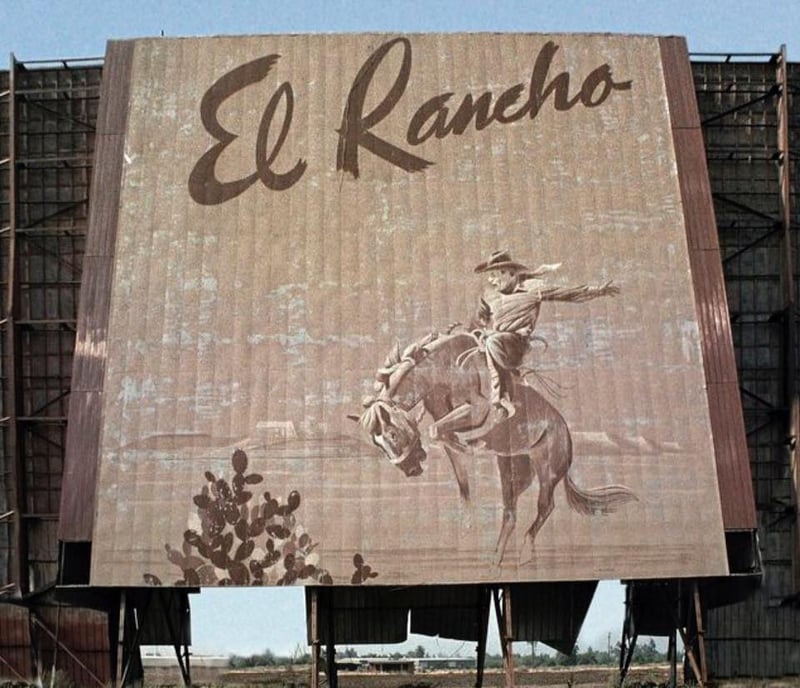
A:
<box><xmin>3</xmin><ymin>0</ymin><xmax>793</xmax><ymax>659</ymax></box>
<box><xmin>2</xmin><ymin>0</ymin><xmax>797</xmax><ymax>61</ymax></box>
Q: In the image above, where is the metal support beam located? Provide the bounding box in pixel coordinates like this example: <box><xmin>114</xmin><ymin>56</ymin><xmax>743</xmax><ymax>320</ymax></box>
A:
<box><xmin>325</xmin><ymin>588</ymin><xmax>337</xmax><ymax>688</ymax></box>
<box><xmin>159</xmin><ymin>589</ymin><xmax>191</xmax><ymax>687</ymax></box>
<box><xmin>667</xmin><ymin>627</ymin><xmax>677</xmax><ymax>688</ymax></box>
<box><xmin>4</xmin><ymin>51</ymin><xmax>26</xmax><ymax>599</ymax></box>
<box><xmin>493</xmin><ymin>586</ymin><xmax>515</xmax><ymax>688</ymax></box>
<box><xmin>30</xmin><ymin>612</ymin><xmax>106</xmax><ymax>688</ymax></box>
<box><xmin>474</xmin><ymin>585</ymin><xmax>490</xmax><ymax>688</ymax></box>
<box><xmin>692</xmin><ymin>583</ymin><xmax>708</xmax><ymax>685</ymax></box>
<box><xmin>309</xmin><ymin>588</ymin><xmax>320</xmax><ymax>688</ymax></box>
<box><xmin>775</xmin><ymin>44</ymin><xmax>800</xmax><ymax>595</ymax></box>
<box><xmin>618</xmin><ymin>584</ymin><xmax>637</xmax><ymax>686</ymax></box>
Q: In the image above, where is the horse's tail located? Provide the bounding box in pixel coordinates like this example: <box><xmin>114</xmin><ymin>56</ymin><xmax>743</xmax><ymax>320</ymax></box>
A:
<box><xmin>564</xmin><ymin>474</ymin><xmax>638</xmax><ymax>515</ymax></box>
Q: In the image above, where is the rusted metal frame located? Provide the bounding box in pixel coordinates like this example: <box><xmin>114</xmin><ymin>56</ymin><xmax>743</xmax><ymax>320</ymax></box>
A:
<box><xmin>27</xmin><ymin>389</ymin><xmax>70</xmax><ymax>419</ymax></box>
<box><xmin>618</xmin><ymin>584</ymin><xmax>637</xmax><ymax>686</ymax></box>
<box><xmin>5</xmin><ymin>52</ymin><xmax>28</xmax><ymax>599</ymax></box>
<box><xmin>666</xmin><ymin>627</ymin><xmax>677</xmax><ymax>688</ymax></box>
<box><xmin>114</xmin><ymin>592</ymin><xmax>125</xmax><ymax>687</ymax></box>
<box><xmin>15</xmin><ymin>225</ymin><xmax>83</xmax><ymax>277</ymax></box>
<box><xmin>18</xmin><ymin>197</ymin><xmax>89</xmax><ymax>230</ymax></box>
<box><xmin>700</xmin><ymin>85</ymin><xmax>780</xmax><ymax>127</ymax></box>
<box><xmin>722</xmin><ymin>226</ymin><xmax>781</xmax><ymax>265</ymax></box>
<box><xmin>675</xmin><ymin>621</ymin><xmax>703</xmax><ymax>685</ymax></box>
<box><xmin>158</xmin><ymin>588</ymin><xmax>191</xmax><ymax>687</ymax></box>
<box><xmin>0</xmin><ymin>648</ymin><xmax>28</xmax><ymax>682</ymax></box>
<box><xmin>0</xmin><ymin>68</ymin><xmax>11</xmax><ymax>589</ymax></box>
<box><xmin>492</xmin><ymin>586</ymin><xmax>515</xmax><ymax>688</ymax></box>
<box><xmin>310</xmin><ymin>587</ymin><xmax>320</xmax><ymax>688</ymax></box>
<box><xmin>16</xmin><ymin>225</ymin><xmax>89</xmax><ymax>236</ymax></box>
<box><xmin>118</xmin><ymin>593</ymin><xmax>148</xmax><ymax>688</ymax></box>
<box><xmin>21</xmin><ymin>57</ymin><xmax>102</xmax><ymax>68</ymax></box>
<box><xmin>17</xmin><ymin>320</ymin><xmax>78</xmax><ymax>327</ymax></box>
<box><xmin>48</xmin><ymin>600</ymin><xmax>61</xmax><ymax>688</ymax></box>
<box><xmin>474</xmin><ymin>585</ymin><xmax>490</xmax><ymax>688</ymax></box>
<box><xmin>178</xmin><ymin>591</ymin><xmax>192</xmax><ymax>687</ymax></box>
<box><xmin>30</xmin><ymin>612</ymin><xmax>106</xmax><ymax>688</ymax></box>
<box><xmin>664</xmin><ymin>583</ymin><xmax>703</xmax><ymax>687</ymax></box>
<box><xmin>712</xmin><ymin>192</ymin><xmax>781</xmax><ymax>225</ymax></box>
<box><xmin>29</xmin><ymin>607</ymin><xmax>43</xmax><ymax>687</ymax></box>
<box><xmin>691</xmin><ymin>52</ymin><xmax>777</xmax><ymax>61</ymax></box>
<box><xmin>775</xmin><ymin>45</ymin><xmax>800</xmax><ymax>595</ymax></box>
<box><xmin>17</xmin><ymin>96</ymin><xmax>96</xmax><ymax>132</ymax></box>
<box><xmin>18</xmin><ymin>417</ymin><xmax>68</xmax><ymax>423</ymax></box>
<box><xmin>740</xmin><ymin>385</ymin><xmax>778</xmax><ymax>410</ymax></box>
<box><xmin>325</xmin><ymin>587</ymin><xmax>337</xmax><ymax>688</ymax></box>
<box><xmin>745</xmin><ymin>416</ymin><xmax>781</xmax><ymax>438</ymax></box>
<box><xmin>692</xmin><ymin>583</ymin><xmax>708</xmax><ymax>684</ymax></box>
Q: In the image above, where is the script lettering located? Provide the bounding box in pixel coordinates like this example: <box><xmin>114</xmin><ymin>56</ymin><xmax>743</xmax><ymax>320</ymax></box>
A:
<box><xmin>188</xmin><ymin>55</ymin><xmax>306</xmax><ymax>204</ymax></box>
<box><xmin>407</xmin><ymin>41</ymin><xmax>632</xmax><ymax>145</ymax></box>
<box><xmin>336</xmin><ymin>37</ymin><xmax>433</xmax><ymax>179</ymax></box>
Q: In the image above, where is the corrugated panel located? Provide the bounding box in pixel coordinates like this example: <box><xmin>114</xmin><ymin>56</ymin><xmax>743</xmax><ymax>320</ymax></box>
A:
<box><xmin>661</xmin><ymin>38</ymin><xmax>757</xmax><ymax>531</ymax></box>
<box><xmin>306</xmin><ymin>586</ymin><xmax>408</xmax><ymax>645</ymax></box>
<box><xmin>510</xmin><ymin>581</ymin><xmax>597</xmax><ymax>654</ymax></box>
<box><xmin>34</xmin><ymin>605</ymin><xmax>112</xmax><ymax>687</ymax></box>
<box><xmin>0</xmin><ymin>603</ymin><xmax>33</xmax><ymax>682</ymax></box>
<box><xmin>59</xmin><ymin>42</ymin><xmax>134</xmax><ymax>542</ymax></box>
<box><xmin>0</xmin><ymin>67</ymin><xmax>11</xmax><ymax>592</ymax></box>
<box><xmin>409</xmin><ymin>585</ymin><xmax>487</xmax><ymax>642</ymax></box>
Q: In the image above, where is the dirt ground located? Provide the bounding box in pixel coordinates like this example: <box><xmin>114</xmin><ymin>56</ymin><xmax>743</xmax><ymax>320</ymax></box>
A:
<box><xmin>145</xmin><ymin>663</ymin><xmax>678</xmax><ymax>687</ymax></box>
<box><xmin>143</xmin><ymin>663</ymin><xmax>800</xmax><ymax>688</ymax></box>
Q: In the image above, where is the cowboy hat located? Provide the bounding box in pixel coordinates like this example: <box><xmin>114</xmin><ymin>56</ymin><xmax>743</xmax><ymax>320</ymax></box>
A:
<box><xmin>473</xmin><ymin>249</ymin><xmax>531</xmax><ymax>274</ymax></box>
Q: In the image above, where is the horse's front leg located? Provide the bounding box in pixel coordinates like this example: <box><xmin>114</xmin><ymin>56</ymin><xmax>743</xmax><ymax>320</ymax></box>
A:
<box><xmin>443</xmin><ymin>445</ymin><xmax>470</xmax><ymax>502</ymax></box>
<box><xmin>495</xmin><ymin>458</ymin><xmax>517</xmax><ymax>565</ymax></box>
<box><xmin>428</xmin><ymin>403</ymin><xmax>473</xmax><ymax>449</ymax></box>
<box><xmin>429</xmin><ymin>398</ymin><xmax>490</xmax><ymax>444</ymax></box>
<box><xmin>496</xmin><ymin>454</ymin><xmax>533</xmax><ymax>565</ymax></box>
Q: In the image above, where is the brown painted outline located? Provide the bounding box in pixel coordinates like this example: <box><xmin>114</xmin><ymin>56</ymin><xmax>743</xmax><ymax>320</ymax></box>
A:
<box><xmin>659</xmin><ymin>37</ymin><xmax>756</xmax><ymax>530</ymax></box>
<box><xmin>58</xmin><ymin>41</ymin><xmax>135</xmax><ymax>541</ymax></box>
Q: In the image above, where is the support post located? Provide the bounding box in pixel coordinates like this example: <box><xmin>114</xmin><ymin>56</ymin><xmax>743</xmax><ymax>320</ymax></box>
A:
<box><xmin>115</xmin><ymin>592</ymin><xmax>126</xmax><ymax>688</ymax></box>
<box><xmin>30</xmin><ymin>614</ymin><xmax>105</xmax><ymax>688</ymax></box>
<box><xmin>326</xmin><ymin>588</ymin><xmax>337</xmax><ymax>688</ymax></box>
<box><xmin>667</xmin><ymin>627</ymin><xmax>677</xmax><ymax>688</ymax></box>
<box><xmin>776</xmin><ymin>43</ymin><xmax>800</xmax><ymax>596</ymax></box>
<box><xmin>160</xmin><ymin>589</ymin><xmax>192</xmax><ymax>687</ymax></box>
<box><xmin>618</xmin><ymin>583</ymin><xmax>637</xmax><ymax>686</ymax></box>
<box><xmin>475</xmin><ymin>586</ymin><xmax>490</xmax><ymax>688</ymax></box>
<box><xmin>692</xmin><ymin>582</ymin><xmax>707</xmax><ymax>685</ymax></box>
<box><xmin>309</xmin><ymin>588</ymin><xmax>320</xmax><ymax>688</ymax></box>
<box><xmin>493</xmin><ymin>586</ymin><xmax>515</xmax><ymax>688</ymax></box>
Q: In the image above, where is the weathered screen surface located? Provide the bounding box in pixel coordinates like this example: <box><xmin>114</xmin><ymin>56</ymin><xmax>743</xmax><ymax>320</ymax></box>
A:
<box><xmin>87</xmin><ymin>33</ymin><xmax>729</xmax><ymax>586</ymax></box>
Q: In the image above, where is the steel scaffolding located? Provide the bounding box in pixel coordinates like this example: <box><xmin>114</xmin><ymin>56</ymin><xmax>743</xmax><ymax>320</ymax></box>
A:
<box><xmin>693</xmin><ymin>48</ymin><xmax>800</xmax><ymax>677</ymax></box>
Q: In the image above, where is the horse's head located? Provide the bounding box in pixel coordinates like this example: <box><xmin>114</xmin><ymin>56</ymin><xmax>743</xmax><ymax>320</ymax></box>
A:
<box><xmin>351</xmin><ymin>399</ymin><xmax>426</xmax><ymax>477</ymax></box>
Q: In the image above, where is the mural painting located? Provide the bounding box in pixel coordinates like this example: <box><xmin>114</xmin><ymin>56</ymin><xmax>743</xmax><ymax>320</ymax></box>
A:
<box><xmin>86</xmin><ymin>34</ymin><xmax>730</xmax><ymax>586</ymax></box>
<box><xmin>352</xmin><ymin>251</ymin><xmax>637</xmax><ymax>564</ymax></box>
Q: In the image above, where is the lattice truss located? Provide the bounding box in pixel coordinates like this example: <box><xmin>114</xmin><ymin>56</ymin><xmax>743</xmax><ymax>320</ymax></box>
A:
<box><xmin>0</xmin><ymin>59</ymin><xmax>101</xmax><ymax>598</ymax></box>
<box><xmin>694</xmin><ymin>53</ymin><xmax>800</xmax><ymax>675</ymax></box>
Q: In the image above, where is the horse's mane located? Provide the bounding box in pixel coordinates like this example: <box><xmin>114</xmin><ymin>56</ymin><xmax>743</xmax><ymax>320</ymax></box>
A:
<box><xmin>358</xmin><ymin>329</ymin><xmax>472</xmax><ymax>433</ymax></box>
<box><xmin>374</xmin><ymin>330</ymin><xmax>472</xmax><ymax>392</ymax></box>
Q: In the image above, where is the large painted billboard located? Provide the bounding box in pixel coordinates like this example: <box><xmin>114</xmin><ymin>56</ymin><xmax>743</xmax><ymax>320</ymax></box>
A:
<box><xmin>82</xmin><ymin>33</ymin><xmax>731</xmax><ymax>586</ymax></box>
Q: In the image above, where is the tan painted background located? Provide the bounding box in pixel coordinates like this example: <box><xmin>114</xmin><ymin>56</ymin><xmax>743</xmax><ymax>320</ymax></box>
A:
<box><xmin>90</xmin><ymin>34</ymin><xmax>728</xmax><ymax>586</ymax></box>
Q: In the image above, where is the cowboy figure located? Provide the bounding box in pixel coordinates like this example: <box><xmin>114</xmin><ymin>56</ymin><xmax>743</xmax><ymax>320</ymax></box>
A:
<box><xmin>473</xmin><ymin>249</ymin><xmax>619</xmax><ymax>422</ymax></box>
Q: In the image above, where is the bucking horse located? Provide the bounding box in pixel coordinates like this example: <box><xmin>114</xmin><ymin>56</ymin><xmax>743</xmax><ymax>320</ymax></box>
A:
<box><xmin>350</xmin><ymin>331</ymin><xmax>637</xmax><ymax>564</ymax></box>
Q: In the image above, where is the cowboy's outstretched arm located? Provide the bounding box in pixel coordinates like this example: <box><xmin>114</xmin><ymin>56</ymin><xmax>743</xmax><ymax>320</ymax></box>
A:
<box><xmin>539</xmin><ymin>280</ymin><xmax>620</xmax><ymax>303</ymax></box>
